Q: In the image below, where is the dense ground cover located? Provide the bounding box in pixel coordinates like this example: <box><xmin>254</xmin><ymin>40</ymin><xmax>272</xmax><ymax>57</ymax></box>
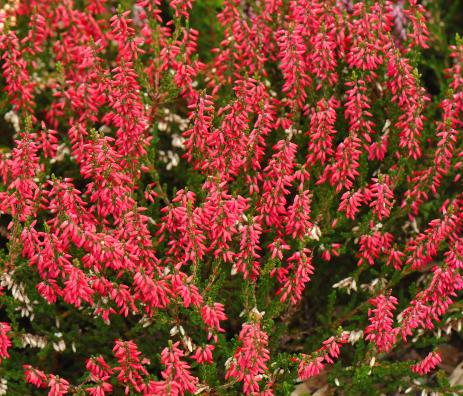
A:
<box><xmin>1</xmin><ymin>0</ymin><xmax>463</xmax><ymax>394</ymax></box>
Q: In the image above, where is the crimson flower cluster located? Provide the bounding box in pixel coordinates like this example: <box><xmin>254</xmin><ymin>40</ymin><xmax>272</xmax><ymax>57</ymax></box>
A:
<box><xmin>0</xmin><ymin>0</ymin><xmax>462</xmax><ymax>395</ymax></box>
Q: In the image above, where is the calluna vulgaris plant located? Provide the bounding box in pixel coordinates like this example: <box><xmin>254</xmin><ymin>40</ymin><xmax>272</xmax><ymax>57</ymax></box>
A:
<box><xmin>1</xmin><ymin>0</ymin><xmax>463</xmax><ymax>395</ymax></box>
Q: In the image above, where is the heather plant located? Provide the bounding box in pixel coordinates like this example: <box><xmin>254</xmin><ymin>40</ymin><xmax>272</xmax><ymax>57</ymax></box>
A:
<box><xmin>0</xmin><ymin>0</ymin><xmax>463</xmax><ymax>395</ymax></box>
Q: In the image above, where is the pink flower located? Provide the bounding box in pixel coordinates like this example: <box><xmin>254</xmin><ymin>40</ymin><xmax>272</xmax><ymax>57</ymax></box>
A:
<box><xmin>306</xmin><ymin>97</ymin><xmax>339</xmax><ymax>166</ymax></box>
<box><xmin>369</xmin><ymin>175</ymin><xmax>394</xmax><ymax>221</ymax></box>
<box><xmin>275</xmin><ymin>248</ymin><xmax>314</xmax><ymax>305</ymax></box>
<box><xmin>365</xmin><ymin>294</ymin><xmax>399</xmax><ymax>352</ymax></box>
<box><xmin>339</xmin><ymin>188</ymin><xmax>366</xmax><ymax>220</ymax></box>
<box><xmin>149</xmin><ymin>342</ymin><xmax>198</xmax><ymax>396</ymax></box>
<box><xmin>24</xmin><ymin>365</ymin><xmax>47</xmax><ymax>389</ymax></box>
<box><xmin>86</xmin><ymin>356</ymin><xmax>113</xmax><ymax>378</ymax></box>
<box><xmin>0</xmin><ymin>323</ymin><xmax>11</xmax><ymax>363</ymax></box>
<box><xmin>192</xmin><ymin>344</ymin><xmax>214</xmax><ymax>364</ymax></box>
<box><xmin>268</xmin><ymin>238</ymin><xmax>290</xmax><ymax>261</ymax></box>
<box><xmin>285</xmin><ymin>190</ymin><xmax>313</xmax><ymax>240</ymax></box>
<box><xmin>276</xmin><ymin>25</ymin><xmax>310</xmax><ymax>108</ymax></box>
<box><xmin>298</xmin><ymin>333</ymin><xmax>349</xmax><ymax>380</ymax></box>
<box><xmin>412</xmin><ymin>352</ymin><xmax>441</xmax><ymax>375</ymax></box>
<box><xmin>169</xmin><ymin>0</ymin><xmax>194</xmax><ymax>18</ymax></box>
<box><xmin>226</xmin><ymin>322</ymin><xmax>270</xmax><ymax>395</ymax></box>
<box><xmin>405</xmin><ymin>0</ymin><xmax>429</xmax><ymax>49</ymax></box>
<box><xmin>235</xmin><ymin>220</ymin><xmax>262</xmax><ymax>279</ymax></box>
<box><xmin>48</xmin><ymin>375</ymin><xmax>70</xmax><ymax>396</ymax></box>
<box><xmin>258</xmin><ymin>140</ymin><xmax>297</xmax><ymax>229</ymax></box>
<box><xmin>113</xmin><ymin>340</ymin><xmax>149</xmax><ymax>393</ymax></box>
<box><xmin>200</xmin><ymin>302</ymin><xmax>227</xmax><ymax>337</ymax></box>
<box><xmin>357</xmin><ymin>230</ymin><xmax>393</xmax><ymax>267</ymax></box>
<box><xmin>298</xmin><ymin>356</ymin><xmax>325</xmax><ymax>380</ymax></box>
